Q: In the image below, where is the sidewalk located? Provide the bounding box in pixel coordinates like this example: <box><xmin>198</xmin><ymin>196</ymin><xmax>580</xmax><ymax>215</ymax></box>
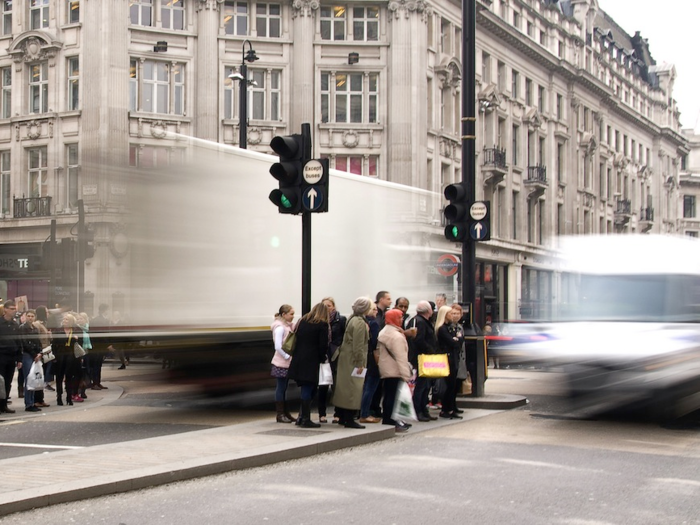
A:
<box><xmin>0</xmin><ymin>366</ymin><xmax>524</xmax><ymax>517</ymax></box>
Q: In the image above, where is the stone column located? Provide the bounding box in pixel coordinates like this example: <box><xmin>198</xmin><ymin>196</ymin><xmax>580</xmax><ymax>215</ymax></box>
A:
<box><xmin>386</xmin><ymin>0</ymin><xmax>429</xmax><ymax>187</ymax></box>
<box><xmin>290</xmin><ymin>0</ymin><xmax>317</xmax><ymax>133</ymax></box>
<box><xmin>194</xmin><ymin>0</ymin><xmax>223</xmax><ymax>141</ymax></box>
<box><xmin>81</xmin><ymin>0</ymin><xmax>130</xmax><ymax>208</ymax></box>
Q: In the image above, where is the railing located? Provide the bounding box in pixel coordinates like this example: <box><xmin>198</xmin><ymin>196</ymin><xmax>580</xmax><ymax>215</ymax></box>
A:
<box><xmin>639</xmin><ymin>207</ymin><xmax>654</xmax><ymax>221</ymax></box>
<box><xmin>483</xmin><ymin>146</ymin><xmax>507</xmax><ymax>169</ymax></box>
<box><xmin>526</xmin><ymin>165</ymin><xmax>547</xmax><ymax>183</ymax></box>
<box><xmin>615</xmin><ymin>198</ymin><xmax>631</xmax><ymax>215</ymax></box>
<box><xmin>13</xmin><ymin>196</ymin><xmax>52</xmax><ymax>218</ymax></box>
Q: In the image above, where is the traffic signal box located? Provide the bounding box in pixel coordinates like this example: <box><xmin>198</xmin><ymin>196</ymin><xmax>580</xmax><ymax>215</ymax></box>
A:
<box><xmin>443</xmin><ymin>183</ymin><xmax>469</xmax><ymax>242</ymax></box>
<box><xmin>269</xmin><ymin>129</ymin><xmax>329</xmax><ymax>214</ymax></box>
<box><xmin>269</xmin><ymin>134</ymin><xmax>306</xmax><ymax>214</ymax></box>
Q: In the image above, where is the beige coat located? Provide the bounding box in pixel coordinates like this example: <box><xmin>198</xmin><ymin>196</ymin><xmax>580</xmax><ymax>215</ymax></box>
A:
<box><xmin>332</xmin><ymin>315</ymin><xmax>368</xmax><ymax>410</ymax></box>
<box><xmin>377</xmin><ymin>325</ymin><xmax>412</xmax><ymax>382</ymax></box>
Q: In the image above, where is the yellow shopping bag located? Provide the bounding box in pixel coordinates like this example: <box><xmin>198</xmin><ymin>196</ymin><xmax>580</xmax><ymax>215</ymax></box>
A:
<box><xmin>418</xmin><ymin>353</ymin><xmax>449</xmax><ymax>378</ymax></box>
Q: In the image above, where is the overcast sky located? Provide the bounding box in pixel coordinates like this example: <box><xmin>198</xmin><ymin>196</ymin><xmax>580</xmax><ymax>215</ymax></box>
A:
<box><xmin>600</xmin><ymin>0</ymin><xmax>699</xmax><ymax>131</ymax></box>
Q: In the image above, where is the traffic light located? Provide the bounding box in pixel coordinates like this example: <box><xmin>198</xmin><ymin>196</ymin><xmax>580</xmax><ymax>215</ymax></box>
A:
<box><xmin>79</xmin><ymin>226</ymin><xmax>95</xmax><ymax>260</ymax></box>
<box><xmin>269</xmin><ymin>133</ymin><xmax>306</xmax><ymax>214</ymax></box>
<box><xmin>443</xmin><ymin>183</ymin><xmax>469</xmax><ymax>242</ymax></box>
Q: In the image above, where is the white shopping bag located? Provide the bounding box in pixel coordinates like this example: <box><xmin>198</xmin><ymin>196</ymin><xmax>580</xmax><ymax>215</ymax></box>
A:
<box><xmin>318</xmin><ymin>362</ymin><xmax>333</xmax><ymax>386</ymax></box>
<box><xmin>391</xmin><ymin>381</ymin><xmax>418</xmax><ymax>422</ymax></box>
<box><xmin>26</xmin><ymin>361</ymin><xmax>45</xmax><ymax>391</ymax></box>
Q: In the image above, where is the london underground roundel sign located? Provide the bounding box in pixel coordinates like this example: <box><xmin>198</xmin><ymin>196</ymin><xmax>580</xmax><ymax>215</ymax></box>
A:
<box><xmin>437</xmin><ymin>254</ymin><xmax>460</xmax><ymax>277</ymax></box>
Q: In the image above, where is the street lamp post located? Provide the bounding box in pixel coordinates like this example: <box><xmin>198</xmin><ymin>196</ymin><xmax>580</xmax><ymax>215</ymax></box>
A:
<box><xmin>233</xmin><ymin>40</ymin><xmax>259</xmax><ymax>149</ymax></box>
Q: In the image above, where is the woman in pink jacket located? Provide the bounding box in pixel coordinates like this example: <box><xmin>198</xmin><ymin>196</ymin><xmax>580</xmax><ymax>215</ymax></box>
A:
<box><xmin>270</xmin><ymin>304</ymin><xmax>296</xmax><ymax>423</ymax></box>
<box><xmin>377</xmin><ymin>308</ymin><xmax>413</xmax><ymax>432</ymax></box>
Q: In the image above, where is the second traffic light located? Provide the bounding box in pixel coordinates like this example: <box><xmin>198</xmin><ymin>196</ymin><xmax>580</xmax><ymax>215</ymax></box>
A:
<box><xmin>443</xmin><ymin>183</ymin><xmax>469</xmax><ymax>242</ymax></box>
<box><xmin>269</xmin><ymin>133</ymin><xmax>308</xmax><ymax>214</ymax></box>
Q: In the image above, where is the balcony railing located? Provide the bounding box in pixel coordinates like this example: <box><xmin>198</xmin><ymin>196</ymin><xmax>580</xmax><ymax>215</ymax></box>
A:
<box><xmin>14</xmin><ymin>196</ymin><xmax>52</xmax><ymax>218</ymax></box>
<box><xmin>639</xmin><ymin>207</ymin><xmax>654</xmax><ymax>221</ymax></box>
<box><xmin>483</xmin><ymin>146</ymin><xmax>507</xmax><ymax>169</ymax></box>
<box><xmin>526</xmin><ymin>165</ymin><xmax>547</xmax><ymax>183</ymax></box>
<box><xmin>615</xmin><ymin>198</ymin><xmax>631</xmax><ymax>215</ymax></box>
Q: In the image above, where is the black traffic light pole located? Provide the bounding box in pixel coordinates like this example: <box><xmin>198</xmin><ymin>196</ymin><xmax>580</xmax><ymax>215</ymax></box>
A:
<box><xmin>300</xmin><ymin>123</ymin><xmax>312</xmax><ymax>316</ymax></box>
<box><xmin>462</xmin><ymin>0</ymin><xmax>485</xmax><ymax>397</ymax></box>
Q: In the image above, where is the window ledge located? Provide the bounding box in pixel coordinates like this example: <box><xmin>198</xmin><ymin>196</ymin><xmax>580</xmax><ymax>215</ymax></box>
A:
<box><xmin>129</xmin><ymin>112</ymin><xmax>191</xmax><ymax>123</ymax></box>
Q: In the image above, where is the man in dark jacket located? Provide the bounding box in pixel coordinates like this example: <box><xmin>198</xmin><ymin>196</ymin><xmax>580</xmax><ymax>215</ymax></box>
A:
<box><xmin>19</xmin><ymin>310</ymin><xmax>44</xmax><ymax>412</ymax></box>
<box><xmin>409</xmin><ymin>300</ymin><xmax>437</xmax><ymax>422</ymax></box>
<box><xmin>0</xmin><ymin>300</ymin><xmax>21</xmax><ymax>413</ymax></box>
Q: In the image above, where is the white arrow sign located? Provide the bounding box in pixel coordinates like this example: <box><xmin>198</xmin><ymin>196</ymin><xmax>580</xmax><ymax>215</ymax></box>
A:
<box><xmin>307</xmin><ymin>187</ymin><xmax>318</xmax><ymax>210</ymax></box>
<box><xmin>474</xmin><ymin>222</ymin><xmax>483</xmax><ymax>238</ymax></box>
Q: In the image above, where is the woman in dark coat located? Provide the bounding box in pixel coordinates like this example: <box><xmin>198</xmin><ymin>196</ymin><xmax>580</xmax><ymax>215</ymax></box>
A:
<box><xmin>436</xmin><ymin>306</ymin><xmax>464</xmax><ymax>419</ymax></box>
<box><xmin>318</xmin><ymin>297</ymin><xmax>345</xmax><ymax>423</ymax></box>
<box><xmin>287</xmin><ymin>302</ymin><xmax>330</xmax><ymax>428</ymax></box>
<box><xmin>52</xmin><ymin>313</ymin><xmax>82</xmax><ymax>406</ymax></box>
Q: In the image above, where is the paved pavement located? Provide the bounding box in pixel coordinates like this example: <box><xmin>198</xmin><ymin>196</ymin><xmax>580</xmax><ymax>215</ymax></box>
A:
<box><xmin>0</xmin><ymin>365</ymin><xmax>525</xmax><ymax>518</ymax></box>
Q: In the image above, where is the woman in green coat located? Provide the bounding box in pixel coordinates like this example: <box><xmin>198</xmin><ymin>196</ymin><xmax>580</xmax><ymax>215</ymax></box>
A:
<box><xmin>333</xmin><ymin>296</ymin><xmax>372</xmax><ymax>429</ymax></box>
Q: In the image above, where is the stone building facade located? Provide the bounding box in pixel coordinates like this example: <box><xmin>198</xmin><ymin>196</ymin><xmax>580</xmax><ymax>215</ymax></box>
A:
<box><xmin>0</xmin><ymin>0</ymin><xmax>688</xmax><ymax>323</ymax></box>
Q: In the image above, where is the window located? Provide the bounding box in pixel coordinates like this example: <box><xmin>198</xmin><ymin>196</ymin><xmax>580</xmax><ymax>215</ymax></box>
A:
<box><xmin>130</xmin><ymin>0</ymin><xmax>152</xmax><ymax>26</ymax></box>
<box><xmin>67</xmin><ymin>57</ymin><xmax>79</xmax><ymax>111</ymax></box>
<box><xmin>224</xmin><ymin>67</ymin><xmax>280</xmax><ymax>121</ymax></box>
<box><xmin>67</xmin><ymin>0</ymin><xmax>79</xmax><ymax>23</ymax></box>
<box><xmin>512</xmin><ymin>11</ymin><xmax>520</xmax><ymax>30</ymax></box>
<box><xmin>525</xmin><ymin>78</ymin><xmax>532</xmax><ymax>106</ymax></box>
<box><xmin>130</xmin><ymin>59</ymin><xmax>185</xmax><ymax>115</ymax></box>
<box><xmin>0</xmin><ymin>151</ymin><xmax>9</xmax><ymax>215</ymax></box>
<box><xmin>28</xmin><ymin>147</ymin><xmax>48</xmax><ymax>198</ymax></box>
<box><xmin>684</xmin><ymin>195</ymin><xmax>696</xmax><ymax>219</ymax></box>
<box><xmin>539</xmin><ymin>30</ymin><xmax>546</xmax><ymax>45</ymax></box>
<box><xmin>512</xmin><ymin>124</ymin><xmax>519</xmax><ymax>166</ymax></box>
<box><xmin>556</xmin><ymin>94</ymin><xmax>562</xmax><ymax>120</ymax></box>
<box><xmin>497</xmin><ymin>61</ymin><xmax>505</xmax><ymax>91</ymax></box>
<box><xmin>30</xmin><ymin>0</ymin><xmax>49</xmax><ymax>29</ymax></box>
<box><xmin>687</xmin><ymin>231</ymin><xmax>699</xmax><ymax>238</ymax></box>
<box><xmin>353</xmin><ymin>6</ymin><xmax>378</xmax><ymax>41</ymax></box>
<box><xmin>224</xmin><ymin>1</ymin><xmax>247</xmax><ymax>35</ymax></box>
<box><xmin>129</xmin><ymin>144</ymin><xmax>183</xmax><ymax>168</ymax></box>
<box><xmin>66</xmin><ymin>144</ymin><xmax>79</xmax><ymax>209</ymax></box>
<box><xmin>512</xmin><ymin>191</ymin><xmax>518</xmax><ymax>240</ymax></box>
<box><xmin>481</xmin><ymin>52</ymin><xmax>490</xmax><ymax>83</ymax></box>
<box><xmin>538</xmin><ymin>86</ymin><xmax>545</xmax><ymax>113</ymax></box>
<box><xmin>250</xmin><ymin>69</ymin><xmax>280</xmax><ymax>120</ymax></box>
<box><xmin>511</xmin><ymin>70</ymin><xmax>519</xmax><ymax>99</ymax></box>
<box><xmin>321</xmin><ymin>72</ymin><xmax>378</xmax><ymax>124</ymax></box>
<box><xmin>334</xmin><ymin>155</ymin><xmax>378</xmax><ymax>177</ymax></box>
<box><xmin>1</xmin><ymin>67</ymin><xmax>10</xmax><ymax>119</ymax></box>
<box><xmin>256</xmin><ymin>3</ymin><xmax>280</xmax><ymax>37</ymax></box>
<box><xmin>29</xmin><ymin>62</ymin><xmax>48</xmax><ymax>114</ymax></box>
<box><xmin>162</xmin><ymin>0</ymin><xmax>184</xmax><ymax>30</ymax></box>
<box><xmin>2</xmin><ymin>0</ymin><xmax>11</xmax><ymax>35</ymax></box>
<box><xmin>526</xmin><ymin>21</ymin><xmax>533</xmax><ymax>38</ymax></box>
<box><xmin>320</xmin><ymin>6</ymin><xmax>346</xmax><ymax>40</ymax></box>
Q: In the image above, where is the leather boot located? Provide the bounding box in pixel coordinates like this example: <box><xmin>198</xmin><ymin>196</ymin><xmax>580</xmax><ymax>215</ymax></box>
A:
<box><xmin>299</xmin><ymin>400</ymin><xmax>320</xmax><ymax>428</ymax></box>
<box><xmin>283</xmin><ymin>401</ymin><xmax>297</xmax><ymax>423</ymax></box>
<box><xmin>276</xmin><ymin>401</ymin><xmax>293</xmax><ymax>423</ymax></box>
<box><xmin>1</xmin><ymin>399</ymin><xmax>15</xmax><ymax>413</ymax></box>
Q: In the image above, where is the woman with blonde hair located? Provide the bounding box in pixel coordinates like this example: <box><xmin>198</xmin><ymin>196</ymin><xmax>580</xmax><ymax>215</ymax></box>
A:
<box><xmin>52</xmin><ymin>313</ymin><xmax>82</xmax><ymax>406</ymax></box>
<box><xmin>436</xmin><ymin>305</ymin><xmax>464</xmax><ymax>419</ymax></box>
<box><xmin>270</xmin><ymin>304</ymin><xmax>296</xmax><ymax>423</ymax></box>
<box><xmin>333</xmin><ymin>296</ymin><xmax>372</xmax><ymax>429</ymax></box>
<box><xmin>287</xmin><ymin>302</ymin><xmax>330</xmax><ymax>428</ymax></box>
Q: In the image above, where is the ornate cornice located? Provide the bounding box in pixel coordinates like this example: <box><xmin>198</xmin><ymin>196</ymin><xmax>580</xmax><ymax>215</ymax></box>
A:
<box><xmin>292</xmin><ymin>0</ymin><xmax>319</xmax><ymax>18</ymax></box>
<box><xmin>388</xmin><ymin>0</ymin><xmax>431</xmax><ymax>22</ymax></box>
<box><xmin>196</xmin><ymin>0</ymin><xmax>224</xmax><ymax>11</ymax></box>
<box><xmin>8</xmin><ymin>32</ymin><xmax>63</xmax><ymax>66</ymax></box>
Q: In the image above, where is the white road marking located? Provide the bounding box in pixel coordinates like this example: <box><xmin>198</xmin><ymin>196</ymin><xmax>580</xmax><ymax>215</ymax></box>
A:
<box><xmin>0</xmin><ymin>442</ymin><xmax>84</xmax><ymax>450</ymax></box>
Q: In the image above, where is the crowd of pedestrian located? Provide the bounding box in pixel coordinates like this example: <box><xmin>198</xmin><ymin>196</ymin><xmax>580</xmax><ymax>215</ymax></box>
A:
<box><xmin>0</xmin><ymin>301</ymin><xmax>127</xmax><ymax>414</ymax></box>
<box><xmin>269</xmin><ymin>291</ymin><xmax>471</xmax><ymax>433</ymax></box>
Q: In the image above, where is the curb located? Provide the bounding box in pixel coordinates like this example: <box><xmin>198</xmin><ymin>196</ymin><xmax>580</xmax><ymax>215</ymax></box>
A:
<box><xmin>457</xmin><ymin>394</ymin><xmax>528</xmax><ymax>410</ymax></box>
<box><xmin>0</xmin><ymin>422</ymin><xmax>395</xmax><ymax>517</ymax></box>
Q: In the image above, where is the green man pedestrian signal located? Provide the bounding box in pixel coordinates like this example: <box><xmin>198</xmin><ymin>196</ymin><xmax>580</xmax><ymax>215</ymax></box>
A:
<box><xmin>269</xmin><ymin>133</ymin><xmax>307</xmax><ymax>214</ymax></box>
<box><xmin>443</xmin><ymin>183</ymin><xmax>469</xmax><ymax>242</ymax></box>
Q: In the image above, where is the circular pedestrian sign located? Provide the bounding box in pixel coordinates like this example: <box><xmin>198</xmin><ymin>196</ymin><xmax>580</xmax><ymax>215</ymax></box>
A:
<box><xmin>470</xmin><ymin>201</ymin><xmax>487</xmax><ymax>221</ymax></box>
<box><xmin>303</xmin><ymin>160</ymin><xmax>323</xmax><ymax>184</ymax></box>
<box><xmin>436</xmin><ymin>254</ymin><xmax>460</xmax><ymax>277</ymax></box>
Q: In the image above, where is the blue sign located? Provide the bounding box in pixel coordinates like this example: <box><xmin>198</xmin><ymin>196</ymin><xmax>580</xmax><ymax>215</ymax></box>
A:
<box><xmin>470</xmin><ymin>221</ymin><xmax>489</xmax><ymax>241</ymax></box>
<box><xmin>302</xmin><ymin>187</ymin><xmax>324</xmax><ymax>212</ymax></box>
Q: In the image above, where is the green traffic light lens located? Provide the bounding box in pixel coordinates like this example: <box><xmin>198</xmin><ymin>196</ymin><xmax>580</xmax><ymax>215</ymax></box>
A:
<box><xmin>450</xmin><ymin>225</ymin><xmax>459</xmax><ymax>239</ymax></box>
<box><xmin>281</xmin><ymin>195</ymin><xmax>292</xmax><ymax>209</ymax></box>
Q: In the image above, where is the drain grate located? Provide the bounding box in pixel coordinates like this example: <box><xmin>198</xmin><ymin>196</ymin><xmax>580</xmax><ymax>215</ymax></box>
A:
<box><xmin>257</xmin><ymin>429</ymin><xmax>331</xmax><ymax>437</ymax></box>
